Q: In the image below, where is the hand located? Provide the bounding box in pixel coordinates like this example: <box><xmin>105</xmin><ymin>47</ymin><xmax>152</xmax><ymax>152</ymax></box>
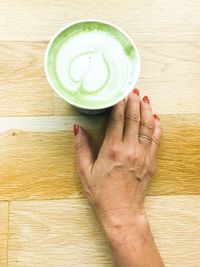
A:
<box><xmin>73</xmin><ymin>88</ymin><xmax>164</xmax><ymax>267</ymax></box>
<box><xmin>73</xmin><ymin>88</ymin><xmax>161</xmax><ymax>224</ymax></box>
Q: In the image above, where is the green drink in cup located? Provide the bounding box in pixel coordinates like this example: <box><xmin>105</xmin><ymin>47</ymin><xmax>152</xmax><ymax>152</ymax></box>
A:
<box><xmin>45</xmin><ymin>19</ymin><xmax>140</xmax><ymax>115</ymax></box>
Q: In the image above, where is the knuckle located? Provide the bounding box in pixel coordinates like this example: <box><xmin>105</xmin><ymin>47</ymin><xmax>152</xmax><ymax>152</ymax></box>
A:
<box><xmin>142</xmin><ymin>119</ymin><xmax>154</xmax><ymax>129</ymax></box>
<box><xmin>126</xmin><ymin>111</ymin><xmax>140</xmax><ymax>122</ymax></box>
<box><xmin>126</xmin><ymin>151</ymin><xmax>134</xmax><ymax>162</ymax></box>
<box><xmin>109</xmin><ymin>144</ymin><xmax>120</xmax><ymax>159</ymax></box>
<box><xmin>126</xmin><ymin>149</ymin><xmax>139</xmax><ymax>162</ymax></box>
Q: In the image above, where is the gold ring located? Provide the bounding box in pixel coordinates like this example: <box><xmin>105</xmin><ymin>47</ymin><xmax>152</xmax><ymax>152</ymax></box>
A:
<box><xmin>151</xmin><ymin>137</ymin><xmax>160</xmax><ymax>145</ymax></box>
<box><xmin>139</xmin><ymin>134</ymin><xmax>151</xmax><ymax>142</ymax></box>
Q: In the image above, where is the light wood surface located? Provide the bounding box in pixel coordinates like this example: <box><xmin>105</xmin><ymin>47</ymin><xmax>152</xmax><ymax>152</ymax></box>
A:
<box><xmin>7</xmin><ymin>197</ymin><xmax>200</xmax><ymax>267</ymax></box>
<box><xmin>0</xmin><ymin>0</ymin><xmax>200</xmax><ymax>42</ymax></box>
<box><xmin>0</xmin><ymin>0</ymin><xmax>200</xmax><ymax>266</ymax></box>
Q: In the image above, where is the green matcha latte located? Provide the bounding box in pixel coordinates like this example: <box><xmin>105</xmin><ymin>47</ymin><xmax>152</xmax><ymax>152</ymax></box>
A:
<box><xmin>45</xmin><ymin>20</ymin><xmax>140</xmax><ymax>112</ymax></box>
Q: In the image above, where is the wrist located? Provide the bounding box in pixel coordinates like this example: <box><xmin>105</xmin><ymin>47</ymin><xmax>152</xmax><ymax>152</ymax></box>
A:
<box><xmin>101</xmin><ymin>210</ymin><xmax>152</xmax><ymax>244</ymax></box>
<box><xmin>96</xmin><ymin>205</ymin><xmax>148</xmax><ymax>233</ymax></box>
<box><xmin>99</xmin><ymin>211</ymin><xmax>165</xmax><ymax>267</ymax></box>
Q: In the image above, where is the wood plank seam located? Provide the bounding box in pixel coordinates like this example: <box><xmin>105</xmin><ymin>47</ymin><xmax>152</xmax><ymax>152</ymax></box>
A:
<box><xmin>5</xmin><ymin>201</ymin><xmax>10</xmax><ymax>267</ymax></box>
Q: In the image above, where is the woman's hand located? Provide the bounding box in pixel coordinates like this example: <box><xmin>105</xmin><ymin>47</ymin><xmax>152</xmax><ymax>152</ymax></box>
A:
<box><xmin>73</xmin><ymin>88</ymin><xmax>164</xmax><ymax>267</ymax></box>
<box><xmin>73</xmin><ymin>88</ymin><xmax>161</xmax><ymax>224</ymax></box>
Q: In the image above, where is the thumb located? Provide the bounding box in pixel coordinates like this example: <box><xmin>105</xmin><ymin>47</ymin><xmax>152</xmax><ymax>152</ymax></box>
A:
<box><xmin>73</xmin><ymin>124</ymin><xmax>94</xmax><ymax>176</ymax></box>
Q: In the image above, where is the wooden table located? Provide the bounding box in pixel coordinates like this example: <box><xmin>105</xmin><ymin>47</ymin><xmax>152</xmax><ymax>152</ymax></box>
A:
<box><xmin>0</xmin><ymin>0</ymin><xmax>200</xmax><ymax>266</ymax></box>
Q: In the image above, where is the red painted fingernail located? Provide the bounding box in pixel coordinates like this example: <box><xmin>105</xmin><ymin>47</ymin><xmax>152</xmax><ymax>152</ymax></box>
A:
<box><xmin>73</xmin><ymin>124</ymin><xmax>79</xmax><ymax>136</ymax></box>
<box><xmin>133</xmin><ymin>88</ymin><xmax>139</xmax><ymax>95</ymax></box>
<box><xmin>153</xmin><ymin>114</ymin><xmax>160</xmax><ymax>120</ymax></box>
<box><xmin>143</xmin><ymin>96</ymin><xmax>150</xmax><ymax>103</ymax></box>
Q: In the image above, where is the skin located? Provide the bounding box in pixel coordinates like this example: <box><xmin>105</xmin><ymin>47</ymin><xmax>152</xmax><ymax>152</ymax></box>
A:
<box><xmin>73</xmin><ymin>89</ymin><xmax>165</xmax><ymax>267</ymax></box>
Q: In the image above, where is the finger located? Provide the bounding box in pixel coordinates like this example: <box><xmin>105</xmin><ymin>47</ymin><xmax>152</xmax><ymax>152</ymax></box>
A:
<box><xmin>104</xmin><ymin>99</ymin><xmax>125</xmax><ymax>143</ymax></box>
<box><xmin>123</xmin><ymin>88</ymin><xmax>140</xmax><ymax>143</ymax></box>
<box><xmin>139</xmin><ymin>96</ymin><xmax>154</xmax><ymax>148</ymax></box>
<box><xmin>150</xmin><ymin>114</ymin><xmax>162</xmax><ymax>159</ymax></box>
<box><xmin>73</xmin><ymin>124</ymin><xmax>94</xmax><ymax>178</ymax></box>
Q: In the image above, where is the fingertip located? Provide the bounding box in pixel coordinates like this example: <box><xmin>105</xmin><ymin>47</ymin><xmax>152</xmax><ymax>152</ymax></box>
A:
<box><xmin>140</xmin><ymin>95</ymin><xmax>152</xmax><ymax>112</ymax></box>
<box><xmin>143</xmin><ymin>95</ymin><xmax>150</xmax><ymax>104</ymax></box>
<box><xmin>153</xmin><ymin>114</ymin><xmax>162</xmax><ymax>131</ymax></box>
<box><xmin>73</xmin><ymin>124</ymin><xmax>80</xmax><ymax>136</ymax></box>
<box><xmin>133</xmin><ymin>88</ymin><xmax>140</xmax><ymax>96</ymax></box>
<box><xmin>153</xmin><ymin>114</ymin><xmax>160</xmax><ymax>121</ymax></box>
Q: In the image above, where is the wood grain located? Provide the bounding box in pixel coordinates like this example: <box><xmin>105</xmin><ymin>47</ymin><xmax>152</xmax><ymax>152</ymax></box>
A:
<box><xmin>146</xmin><ymin>196</ymin><xmax>200</xmax><ymax>267</ymax></box>
<box><xmin>0</xmin><ymin>201</ymin><xmax>9</xmax><ymax>267</ymax></box>
<box><xmin>0</xmin><ymin>115</ymin><xmax>199</xmax><ymax>201</ymax></box>
<box><xmin>0</xmin><ymin>0</ymin><xmax>200</xmax><ymax>42</ymax></box>
<box><xmin>0</xmin><ymin>41</ymin><xmax>75</xmax><ymax>116</ymax></box>
<box><xmin>8</xmin><ymin>197</ymin><xmax>200</xmax><ymax>267</ymax></box>
<box><xmin>0</xmin><ymin>42</ymin><xmax>200</xmax><ymax>116</ymax></box>
<box><xmin>138</xmin><ymin>43</ymin><xmax>200</xmax><ymax>115</ymax></box>
<box><xmin>8</xmin><ymin>199</ymin><xmax>113</xmax><ymax>267</ymax></box>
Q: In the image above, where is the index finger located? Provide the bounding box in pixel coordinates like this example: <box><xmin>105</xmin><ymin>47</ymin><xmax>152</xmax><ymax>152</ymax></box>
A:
<box><xmin>103</xmin><ymin>99</ymin><xmax>125</xmax><ymax>144</ymax></box>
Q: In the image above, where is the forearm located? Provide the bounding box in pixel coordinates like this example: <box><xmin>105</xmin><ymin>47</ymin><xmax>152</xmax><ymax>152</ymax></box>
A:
<box><xmin>101</xmin><ymin>213</ymin><xmax>165</xmax><ymax>267</ymax></box>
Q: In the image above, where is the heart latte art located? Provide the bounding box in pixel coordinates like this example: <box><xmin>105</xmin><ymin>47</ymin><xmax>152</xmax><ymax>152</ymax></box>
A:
<box><xmin>46</xmin><ymin>21</ymin><xmax>140</xmax><ymax>109</ymax></box>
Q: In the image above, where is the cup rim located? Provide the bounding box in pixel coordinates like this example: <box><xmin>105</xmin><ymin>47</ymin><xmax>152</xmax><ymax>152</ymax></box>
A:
<box><xmin>44</xmin><ymin>18</ymin><xmax>141</xmax><ymax>110</ymax></box>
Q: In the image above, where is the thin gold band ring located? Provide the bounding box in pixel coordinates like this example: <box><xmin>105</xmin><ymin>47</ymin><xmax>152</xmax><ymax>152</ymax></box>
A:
<box><xmin>139</xmin><ymin>134</ymin><xmax>152</xmax><ymax>142</ymax></box>
<box><xmin>151</xmin><ymin>137</ymin><xmax>160</xmax><ymax>145</ymax></box>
